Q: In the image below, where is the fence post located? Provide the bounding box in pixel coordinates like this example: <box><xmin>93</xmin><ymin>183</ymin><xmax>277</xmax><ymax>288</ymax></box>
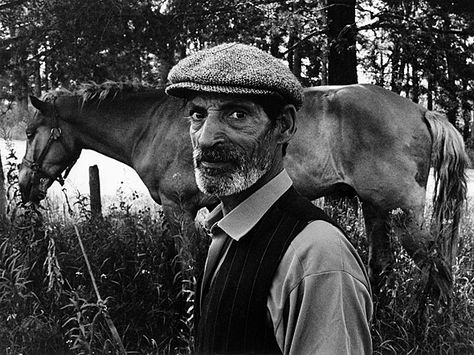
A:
<box><xmin>89</xmin><ymin>165</ymin><xmax>102</xmax><ymax>218</ymax></box>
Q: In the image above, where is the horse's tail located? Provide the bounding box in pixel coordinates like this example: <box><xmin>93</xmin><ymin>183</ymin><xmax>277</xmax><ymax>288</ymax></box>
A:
<box><xmin>424</xmin><ymin>110</ymin><xmax>469</xmax><ymax>267</ymax></box>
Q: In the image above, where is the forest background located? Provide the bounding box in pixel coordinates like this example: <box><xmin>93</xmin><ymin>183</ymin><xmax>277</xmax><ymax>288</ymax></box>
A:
<box><xmin>1</xmin><ymin>0</ymin><xmax>474</xmax><ymax>146</ymax></box>
<box><xmin>0</xmin><ymin>0</ymin><xmax>474</xmax><ymax>354</ymax></box>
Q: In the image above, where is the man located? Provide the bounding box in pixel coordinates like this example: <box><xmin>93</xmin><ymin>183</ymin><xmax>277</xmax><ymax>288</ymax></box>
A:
<box><xmin>165</xmin><ymin>43</ymin><xmax>372</xmax><ymax>354</ymax></box>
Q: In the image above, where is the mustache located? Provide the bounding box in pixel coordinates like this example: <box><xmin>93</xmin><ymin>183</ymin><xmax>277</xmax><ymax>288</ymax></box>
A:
<box><xmin>193</xmin><ymin>146</ymin><xmax>242</xmax><ymax>164</ymax></box>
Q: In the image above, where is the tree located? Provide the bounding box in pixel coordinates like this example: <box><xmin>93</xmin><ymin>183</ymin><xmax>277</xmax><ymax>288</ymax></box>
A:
<box><xmin>1</xmin><ymin>0</ymin><xmax>473</xmax><ymax>138</ymax></box>
<box><xmin>0</xmin><ymin>149</ymin><xmax>6</xmax><ymax>223</ymax></box>
<box><xmin>358</xmin><ymin>0</ymin><xmax>474</xmax><ymax>134</ymax></box>
<box><xmin>327</xmin><ymin>0</ymin><xmax>357</xmax><ymax>84</ymax></box>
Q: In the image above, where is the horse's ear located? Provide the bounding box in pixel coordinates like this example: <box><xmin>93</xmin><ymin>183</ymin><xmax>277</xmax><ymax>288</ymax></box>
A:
<box><xmin>30</xmin><ymin>96</ymin><xmax>50</xmax><ymax>113</ymax></box>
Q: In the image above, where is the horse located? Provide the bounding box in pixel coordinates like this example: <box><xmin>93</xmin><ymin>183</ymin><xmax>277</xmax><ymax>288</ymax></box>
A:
<box><xmin>18</xmin><ymin>82</ymin><xmax>469</xmax><ymax>293</ymax></box>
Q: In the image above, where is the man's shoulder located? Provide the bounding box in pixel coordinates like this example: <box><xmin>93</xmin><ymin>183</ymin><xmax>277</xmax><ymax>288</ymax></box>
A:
<box><xmin>286</xmin><ymin>220</ymin><xmax>369</xmax><ymax>285</ymax></box>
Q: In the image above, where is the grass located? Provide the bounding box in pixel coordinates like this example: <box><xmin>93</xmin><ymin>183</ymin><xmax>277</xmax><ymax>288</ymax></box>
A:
<box><xmin>467</xmin><ymin>146</ymin><xmax>474</xmax><ymax>169</ymax></box>
<box><xmin>1</xmin><ymin>152</ymin><xmax>473</xmax><ymax>354</ymax></box>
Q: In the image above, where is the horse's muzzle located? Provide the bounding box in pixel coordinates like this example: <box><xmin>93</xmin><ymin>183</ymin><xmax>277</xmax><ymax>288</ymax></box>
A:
<box><xmin>18</xmin><ymin>166</ymin><xmax>48</xmax><ymax>203</ymax></box>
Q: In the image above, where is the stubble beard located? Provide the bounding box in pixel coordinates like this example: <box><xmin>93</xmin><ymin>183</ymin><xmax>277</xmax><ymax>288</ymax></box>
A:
<box><xmin>193</xmin><ymin>130</ymin><xmax>274</xmax><ymax>197</ymax></box>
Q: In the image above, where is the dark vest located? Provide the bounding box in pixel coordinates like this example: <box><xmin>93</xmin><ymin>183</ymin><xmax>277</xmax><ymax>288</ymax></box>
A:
<box><xmin>195</xmin><ymin>187</ymin><xmax>343</xmax><ymax>355</ymax></box>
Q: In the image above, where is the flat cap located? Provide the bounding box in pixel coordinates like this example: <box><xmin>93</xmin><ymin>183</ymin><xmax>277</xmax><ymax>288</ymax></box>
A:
<box><xmin>165</xmin><ymin>43</ymin><xmax>304</xmax><ymax>109</ymax></box>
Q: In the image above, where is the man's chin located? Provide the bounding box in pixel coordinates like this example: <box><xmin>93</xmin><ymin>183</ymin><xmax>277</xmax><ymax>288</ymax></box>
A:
<box><xmin>195</xmin><ymin>169</ymin><xmax>240</xmax><ymax>197</ymax></box>
<box><xmin>194</xmin><ymin>168</ymin><xmax>264</xmax><ymax>197</ymax></box>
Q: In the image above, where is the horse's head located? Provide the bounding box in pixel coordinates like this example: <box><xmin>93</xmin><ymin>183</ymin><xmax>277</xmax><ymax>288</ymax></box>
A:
<box><xmin>19</xmin><ymin>96</ymin><xmax>81</xmax><ymax>203</ymax></box>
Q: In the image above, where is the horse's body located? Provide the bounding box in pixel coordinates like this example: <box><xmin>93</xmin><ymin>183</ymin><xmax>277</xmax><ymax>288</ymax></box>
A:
<box><xmin>19</xmin><ymin>83</ymin><xmax>468</xmax><ymax>288</ymax></box>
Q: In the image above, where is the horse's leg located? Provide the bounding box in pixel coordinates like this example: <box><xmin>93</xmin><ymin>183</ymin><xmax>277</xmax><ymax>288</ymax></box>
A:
<box><xmin>393</xmin><ymin>205</ymin><xmax>452</xmax><ymax>294</ymax></box>
<box><xmin>159</xmin><ymin>191</ymin><xmax>210</xmax><ymax>273</ymax></box>
<box><xmin>380</xmin><ymin>197</ymin><xmax>453</xmax><ymax>304</ymax></box>
<box><xmin>160</xmin><ymin>193</ymin><xmax>199</xmax><ymax>262</ymax></box>
<box><xmin>361</xmin><ymin>202</ymin><xmax>393</xmax><ymax>292</ymax></box>
<box><xmin>392</xmin><ymin>206</ymin><xmax>431</xmax><ymax>262</ymax></box>
<box><xmin>159</xmin><ymin>192</ymin><xmax>199</xmax><ymax>241</ymax></box>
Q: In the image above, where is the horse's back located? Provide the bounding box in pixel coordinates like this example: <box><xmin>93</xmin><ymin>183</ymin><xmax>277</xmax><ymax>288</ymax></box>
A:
<box><xmin>288</xmin><ymin>84</ymin><xmax>432</xmax><ymax>208</ymax></box>
<box><xmin>302</xmin><ymin>84</ymin><xmax>427</xmax><ymax>123</ymax></box>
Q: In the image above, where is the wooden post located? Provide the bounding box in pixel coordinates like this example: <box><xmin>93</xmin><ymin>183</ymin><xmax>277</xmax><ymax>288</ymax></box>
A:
<box><xmin>89</xmin><ymin>165</ymin><xmax>102</xmax><ymax>218</ymax></box>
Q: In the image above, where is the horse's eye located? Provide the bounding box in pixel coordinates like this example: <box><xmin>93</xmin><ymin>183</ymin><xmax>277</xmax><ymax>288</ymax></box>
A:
<box><xmin>26</xmin><ymin>131</ymin><xmax>35</xmax><ymax>140</ymax></box>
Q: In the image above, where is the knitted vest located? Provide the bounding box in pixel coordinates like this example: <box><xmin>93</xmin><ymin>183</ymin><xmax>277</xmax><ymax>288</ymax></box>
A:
<box><xmin>195</xmin><ymin>187</ymin><xmax>342</xmax><ymax>354</ymax></box>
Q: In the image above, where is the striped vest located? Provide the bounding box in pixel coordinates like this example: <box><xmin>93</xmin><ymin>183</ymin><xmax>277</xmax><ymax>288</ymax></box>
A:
<box><xmin>195</xmin><ymin>187</ymin><xmax>341</xmax><ymax>354</ymax></box>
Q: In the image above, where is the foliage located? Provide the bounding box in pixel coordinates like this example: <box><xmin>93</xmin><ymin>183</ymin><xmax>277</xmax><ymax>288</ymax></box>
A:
<box><xmin>0</xmin><ymin>0</ymin><xmax>473</xmax><ymax>139</ymax></box>
<box><xmin>325</xmin><ymin>197</ymin><xmax>474</xmax><ymax>354</ymax></box>
<box><xmin>358</xmin><ymin>0</ymin><xmax>474</xmax><ymax>137</ymax></box>
<box><xmin>0</xmin><ymin>149</ymin><xmax>207</xmax><ymax>354</ymax></box>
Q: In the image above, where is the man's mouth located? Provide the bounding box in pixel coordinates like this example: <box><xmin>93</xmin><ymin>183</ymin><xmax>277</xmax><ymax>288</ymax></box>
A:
<box><xmin>199</xmin><ymin>159</ymin><xmax>234</xmax><ymax>170</ymax></box>
<box><xmin>194</xmin><ymin>146</ymin><xmax>241</xmax><ymax>171</ymax></box>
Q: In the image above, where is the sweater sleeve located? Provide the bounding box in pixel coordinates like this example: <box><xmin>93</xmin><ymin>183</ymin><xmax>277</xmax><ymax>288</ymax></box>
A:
<box><xmin>267</xmin><ymin>220</ymin><xmax>373</xmax><ymax>355</ymax></box>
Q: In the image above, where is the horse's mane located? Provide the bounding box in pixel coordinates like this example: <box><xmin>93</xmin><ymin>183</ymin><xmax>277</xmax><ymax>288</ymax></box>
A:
<box><xmin>41</xmin><ymin>81</ymin><xmax>162</xmax><ymax>102</ymax></box>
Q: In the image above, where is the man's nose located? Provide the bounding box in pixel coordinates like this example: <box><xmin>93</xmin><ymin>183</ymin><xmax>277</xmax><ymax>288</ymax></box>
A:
<box><xmin>198</xmin><ymin>114</ymin><xmax>225</xmax><ymax>147</ymax></box>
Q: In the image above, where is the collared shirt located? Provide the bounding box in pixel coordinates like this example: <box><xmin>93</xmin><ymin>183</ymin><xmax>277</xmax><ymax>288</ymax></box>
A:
<box><xmin>204</xmin><ymin>169</ymin><xmax>373</xmax><ymax>355</ymax></box>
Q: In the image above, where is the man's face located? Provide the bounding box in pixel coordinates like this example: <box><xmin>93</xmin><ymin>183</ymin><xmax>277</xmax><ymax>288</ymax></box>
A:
<box><xmin>188</xmin><ymin>94</ymin><xmax>278</xmax><ymax>197</ymax></box>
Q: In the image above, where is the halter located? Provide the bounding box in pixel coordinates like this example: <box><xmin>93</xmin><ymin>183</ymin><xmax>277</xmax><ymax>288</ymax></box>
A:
<box><xmin>22</xmin><ymin>98</ymin><xmax>78</xmax><ymax>186</ymax></box>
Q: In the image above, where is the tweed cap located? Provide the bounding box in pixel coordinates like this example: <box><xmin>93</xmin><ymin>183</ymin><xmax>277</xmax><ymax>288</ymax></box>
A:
<box><xmin>165</xmin><ymin>43</ymin><xmax>304</xmax><ymax>109</ymax></box>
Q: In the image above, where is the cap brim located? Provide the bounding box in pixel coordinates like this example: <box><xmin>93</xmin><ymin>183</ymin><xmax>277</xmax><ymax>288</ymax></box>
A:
<box><xmin>165</xmin><ymin>82</ymin><xmax>279</xmax><ymax>99</ymax></box>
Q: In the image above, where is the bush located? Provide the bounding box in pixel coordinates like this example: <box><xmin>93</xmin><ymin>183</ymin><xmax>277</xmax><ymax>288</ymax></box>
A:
<box><xmin>1</xmin><ymin>199</ymin><xmax>206</xmax><ymax>354</ymax></box>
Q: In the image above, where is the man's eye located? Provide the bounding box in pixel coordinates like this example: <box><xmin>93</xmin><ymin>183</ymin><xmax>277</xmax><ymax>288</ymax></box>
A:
<box><xmin>229</xmin><ymin>111</ymin><xmax>246</xmax><ymax>120</ymax></box>
<box><xmin>190</xmin><ymin>111</ymin><xmax>206</xmax><ymax>121</ymax></box>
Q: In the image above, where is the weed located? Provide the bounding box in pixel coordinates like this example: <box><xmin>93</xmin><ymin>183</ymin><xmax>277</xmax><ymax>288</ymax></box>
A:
<box><xmin>327</xmin><ymin>198</ymin><xmax>474</xmax><ymax>354</ymax></box>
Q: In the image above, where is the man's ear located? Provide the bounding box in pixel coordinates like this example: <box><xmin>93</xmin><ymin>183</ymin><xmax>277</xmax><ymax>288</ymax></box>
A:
<box><xmin>275</xmin><ymin>104</ymin><xmax>297</xmax><ymax>144</ymax></box>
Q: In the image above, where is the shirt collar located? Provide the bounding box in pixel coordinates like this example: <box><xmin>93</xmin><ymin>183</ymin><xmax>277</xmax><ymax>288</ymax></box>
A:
<box><xmin>205</xmin><ymin>169</ymin><xmax>292</xmax><ymax>241</ymax></box>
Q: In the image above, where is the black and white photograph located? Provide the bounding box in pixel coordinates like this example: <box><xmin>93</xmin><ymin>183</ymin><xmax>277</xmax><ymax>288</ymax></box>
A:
<box><xmin>0</xmin><ymin>0</ymin><xmax>473</xmax><ymax>354</ymax></box>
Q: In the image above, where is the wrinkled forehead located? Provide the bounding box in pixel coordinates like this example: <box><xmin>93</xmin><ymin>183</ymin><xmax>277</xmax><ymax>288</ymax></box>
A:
<box><xmin>188</xmin><ymin>93</ymin><xmax>263</xmax><ymax>111</ymax></box>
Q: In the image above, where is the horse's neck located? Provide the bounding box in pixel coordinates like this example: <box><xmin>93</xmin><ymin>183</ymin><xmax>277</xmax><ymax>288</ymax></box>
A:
<box><xmin>67</xmin><ymin>94</ymin><xmax>168</xmax><ymax>166</ymax></box>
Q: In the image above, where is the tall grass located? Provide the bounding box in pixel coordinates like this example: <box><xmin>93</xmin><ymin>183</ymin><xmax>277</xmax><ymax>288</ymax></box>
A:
<box><xmin>326</xmin><ymin>198</ymin><xmax>474</xmax><ymax>354</ymax></box>
<box><xmin>1</xmin><ymin>150</ymin><xmax>473</xmax><ymax>354</ymax></box>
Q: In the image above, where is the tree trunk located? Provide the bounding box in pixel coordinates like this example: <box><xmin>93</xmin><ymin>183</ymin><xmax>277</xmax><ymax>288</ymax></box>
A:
<box><xmin>44</xmin><ymin>53</ymin><xmax>51</xmax><ymax>91</ymax></box>
<box><xmin>427</xmin><ymin>75</ymin><xmax>434</xmax><ymax>111</ymax></box>
<box><xmin>325</xmin><ymin>0</ymin><xmax>358</xmax><ymax>209</ymax></box>
<box><xmin>411</xmin><ymin>61</ymin><xmax>420</xmax><ymax>103</ymax></box>
<box><xmin>426</xmin><ymin>56</ymin><xmax>434</xmax><ymax>110</ymax></box>
<box><xmin>293</xmin><ymin>46</ymin><xmax>302</xmax><ymax>79</ymax></box>
<box><xmin>9</xmin><ymin>25</ymin><xmax>30</xmax><ymax>121</ymax></box>
<box><xmin>462</xmin><ymin>80</ymin><xmax>471</xmax><ymax>141</ymax></box>
<box><xmin>270</xmin><ymin>32</ymin><xmax>282</xmax><ymax>58</ymax></box>
<box><xmin>12</xmin><ymin>67</ymin><xmax>30</xmax><ymax>122</ymax></box>
<box><xmin>390</xmin><ymin>42</ymin><xmax>400</xmax><ymax>93</ymax></box>
<box><xmin>470</xmin><ymin>111</ymin><xmax>474</xmax><ymax>143</ymax></box>
<box><xmin>33</xmin><ymin>61</ymin><xmax>42</xmax><ymax>97</ymax></box>
<box><xmin>158</xmin><ymin>55</ymin><xmax>172</xmax><ymax>87</ymax></box>
<box><xmin>287</xmin><ymin>31</ymin><xmax>295</xmax><ymax>74</ymax></box>
<box><xmin>159</xmin><ymin>40</ymin><xmax>176</xmax><ymax>87</ymax></box>
<box><xmin>288</xmin><ymin>28</ymin><xmax>301</xmax><ymax>79</ymax></box>
<box><xmin>442</xmin><ymin>14</ymin><xmax>459</xmax><ymax>127</ymax></box>
<box><xmin>327</xmin><ymin>0</ymin><xmax>357</xmax><ymax>85</ymax></box>
<box><xmin>0</xmin><ymin>150</ymin><xmax>7</xmax><ymax>223</ymax></box>
<box><xmin>320</xmin><ymin>0</ymin><xmax>328</xmax><ymax>85</ymax></box>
